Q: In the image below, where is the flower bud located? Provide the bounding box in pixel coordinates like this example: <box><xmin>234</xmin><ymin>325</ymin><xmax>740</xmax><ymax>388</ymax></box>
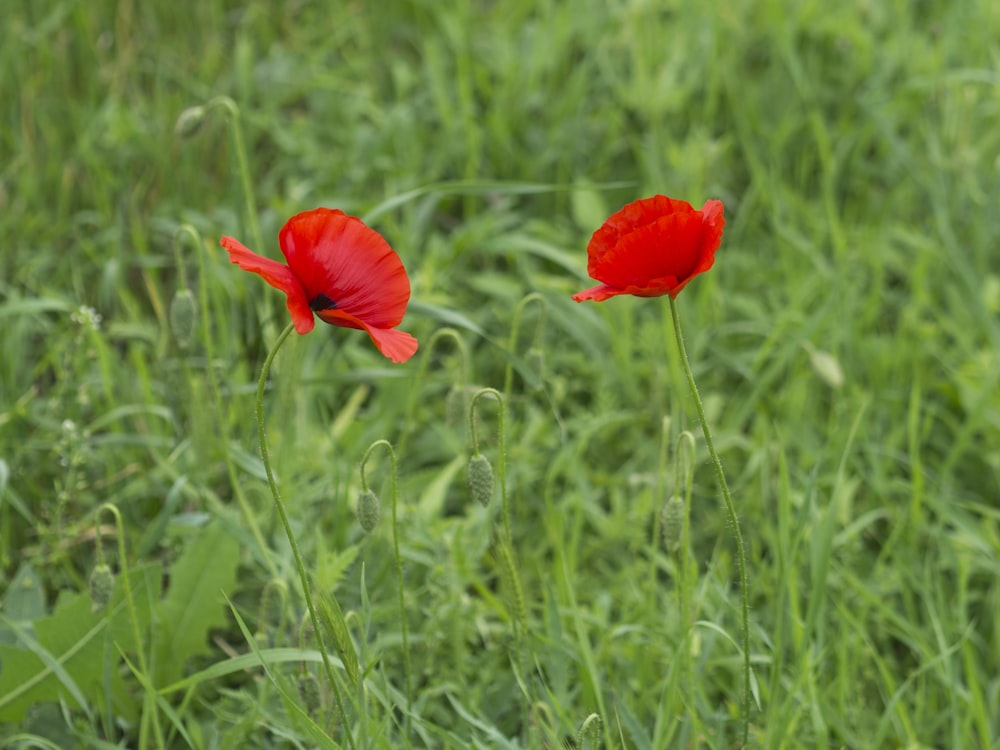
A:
<box><xmin>89</xmin><ymin>563</ymin><xmax>114</xmax><ymax>612</ymax></box>
<box><xmin>357</xmin><ymin>490</ymin><xmax>381</xmax><ymax>532</ymax></box>
<box><xmin>174</xmin><ymin>105</ymin><xmax>207</xmax><ymax>138</ymax></box>
<box><xmin>169</xmin><ymin>288</ymin><xmax>199</xmax><ymax>350</ymax></box>
<box><xmin>467</xmin><ymin>453</ymin><xmax>494</xmax><ymax>507</ymax></box>
<box><xmin>660</xmin><ymin>495</ymin><xmax>685</xmax><ymax>553</ymax></box>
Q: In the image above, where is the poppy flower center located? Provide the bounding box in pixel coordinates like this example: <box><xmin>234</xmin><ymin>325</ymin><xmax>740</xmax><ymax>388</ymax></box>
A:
<box><xmin>309</xmin><ymin>293</ymin><xmax>337</xmax><ymax>311</ymax></box>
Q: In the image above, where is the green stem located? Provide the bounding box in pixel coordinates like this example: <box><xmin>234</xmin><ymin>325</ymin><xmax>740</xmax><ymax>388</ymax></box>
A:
<box><xmin>359</xmin><ymin>440</ymin><xmax>412</xmax><ymax>726</ymax></box>
<box><xmin>668</xmin><ymin>296</ymin><xmax>750</xmax><ymax>747</ymax></box>
<box><xmin>676</xmin><ymin>430</ymin><xmax>696</xmax><ymax>695</ymax></box>
<box><xmin>469</xmin><ymin>387</ymin><xmax>530</xmax><ymax>742</ymax></box>
<box><xmin>209</xmin><ymin>97</ymin><xmax>263</xmax><ymax>252</ymax></box>
<box><xmin>503</xmin><ymin>292</ymin><xmax>547</xmax><ymax>398</ymax></box>
<box><xmin>398</xmin><ymin>327</ymin><xmax>470</xmax><ymax>457</ymax></box>
<box><xmin>98</xmin><ymin>503</ymin><xmax>164</xmax><ymax>750</ymax></box>
<box><xmin>256</xmin><ymin>323</ymin><xmax>353</xmax><ymax>747</ymax></box>
<box><xmin>469</xmin><ymin>388</ymin><xmax>510</xmax><ymax>546</ymax></box>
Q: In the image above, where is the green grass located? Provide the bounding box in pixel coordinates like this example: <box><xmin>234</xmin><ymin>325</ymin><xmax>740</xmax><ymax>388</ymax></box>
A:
<box><xmin>2</xmin><ymin>0</ymin><xmax>999</xmax><ymax>747</ymax></box>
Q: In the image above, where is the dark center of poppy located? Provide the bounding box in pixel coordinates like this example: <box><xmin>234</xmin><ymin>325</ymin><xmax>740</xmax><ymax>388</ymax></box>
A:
<box><xmin>309</xmin><ymin>293</ymin><xmax>337</xmax><ymax>311</ymax></box>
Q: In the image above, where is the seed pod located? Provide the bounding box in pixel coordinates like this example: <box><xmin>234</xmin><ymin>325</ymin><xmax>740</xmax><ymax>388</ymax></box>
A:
<box><xmin>467</xmin><ymin>453</ymin><xmax>494</xmax><ymax>507</ymax></box>
<box><xmin>357</xmin><ymin>490</ymin><xmax>381</xmax><ymax>533</ymax></box>
<box><xmin>660</xmin><ymin>495</ymin><xmax>685</xmax><ymax>553</ymax></box>
<box><xmin>169</xmin><ymin>288</ymin><xmax>198</xmax><ymax>350</ymax></box>
<box><xmin>89</xmin><ymin>563</ymin><xmax>114</xmax><ymax>612</ymax></box>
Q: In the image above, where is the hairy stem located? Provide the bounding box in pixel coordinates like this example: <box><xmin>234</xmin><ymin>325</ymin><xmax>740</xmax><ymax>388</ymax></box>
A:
<box><xmin>668</xmin><ymin>296</ymin><xmax>751</xmax><ymax>746</ymax></box>
<box><xmin>256</xmin><ymin>323</ymin><xmax>354</xmax><ymax>747</ymax></box>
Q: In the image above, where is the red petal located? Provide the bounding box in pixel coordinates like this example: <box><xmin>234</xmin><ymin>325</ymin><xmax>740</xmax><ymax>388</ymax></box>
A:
<box><xmin>580</xmin><ymin>195</ymin><xmax>725</xmax><ymax>300</ymax></box>
<box><xmin>278</xmin><ymin>209</ymin><xmax>411</xmax><ymax>329</ymax></box>
<box><xmin>589</xmin><ymin>195</ymin><xmax>696</xmax><ymax>260</ymax></box>
<box><xmin>698</xmin><ymin>200</ymin><xmax>726</xmax><ymax>268</ymax></box>
<box><xmin>589</xmin><ymin>211</ymin><xmax>704</xmax><ymax>290</ymax></box>
<box><xmin>571</xmin><ymin>284</ymin><xmax>624</xmax><ymax>303</ymax></box>
<box><xmin>316</xmin><ymin>308</ymin><xmax>419</xmax><ymax>363</ymax></box>
<box><xmin>220</xmin><ymin>236</ymin><xmax>315</xmax><ymax>333</ymax></box>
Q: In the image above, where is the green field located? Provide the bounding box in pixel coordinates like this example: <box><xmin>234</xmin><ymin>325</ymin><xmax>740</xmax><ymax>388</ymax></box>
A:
<box><xmin>2</xmin><ymin>1</ymin><xmax>999</xmax><ymax>747</ymax></box>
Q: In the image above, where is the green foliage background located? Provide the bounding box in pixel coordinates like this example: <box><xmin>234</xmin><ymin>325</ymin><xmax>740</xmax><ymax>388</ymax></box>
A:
<box><xmin>1</xmin><ymin>0</ymin><xmax>998</xmax><ymax>747</ymax></box>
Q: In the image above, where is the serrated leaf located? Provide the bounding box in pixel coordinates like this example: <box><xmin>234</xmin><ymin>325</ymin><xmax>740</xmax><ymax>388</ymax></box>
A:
<box><xmin>154</xmin><ymin>522</ymin><xmax>239</xmax><ymax>685</ymax></box>
<box><xmin>314</xmin><ymin>544</ymin><xmax>360</xmax><ymax>593</ymax></box>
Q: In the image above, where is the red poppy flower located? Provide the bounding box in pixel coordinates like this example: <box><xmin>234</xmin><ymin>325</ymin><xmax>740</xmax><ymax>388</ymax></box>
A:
<box><xmin>220</xmin><ymin>208</ymin><xmax>418</xmax><ymax>363</ymax></box>
<box><xmin>572</xmin><ymin>195</ymin><xmax>725</xmax><ymax>302</ymax></box>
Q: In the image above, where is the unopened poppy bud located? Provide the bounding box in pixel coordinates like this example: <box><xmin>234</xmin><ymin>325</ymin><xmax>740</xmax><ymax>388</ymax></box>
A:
<box><xmin>660</xmin><ymin>495</ymin><xmax>685</xmax><ymax>553</ymax></box>
<box><xmin>89</xmin><ymin>563</ymin><xmax>114</xmax><ymax>611</ymax></box>
<box><xmin>169</xmin><ymin>288</ymin><xmax>198</xmax><ymax>350</ymax></box>
<box><xmin>357</xmin><ymin>490</ymin><xmax>381</xmax><ymax>532</ymax></box>
<box><xmin>174</xmin><ymin>105</ymin><xmax>207</xmax><ymax>138</ymax></box>
<box><xmin>467</xmin><ymin>453</ymin><xmax>494</xmax><ymax>507</ymax></box>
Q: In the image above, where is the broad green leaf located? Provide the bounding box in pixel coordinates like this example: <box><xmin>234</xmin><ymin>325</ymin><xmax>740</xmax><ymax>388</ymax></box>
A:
<box><xmin>0</xmin><ymin>564</ymin><xmax>160</xmax><ymax>723</ymax></box>
<box><xmin>154</xmin><ymin>521</ymin><xmax>239</xmax><ymax>685</ymax></box>
<box><xmin>1</xmin><ymin>563</ymin><xmax>46</xmax><ymax>624</ymax></box>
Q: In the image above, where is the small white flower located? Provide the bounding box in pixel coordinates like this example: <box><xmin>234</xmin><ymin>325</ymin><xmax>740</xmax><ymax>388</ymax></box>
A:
<box><xmin>71</xmin><ymin>305</ymin><xmax>102</xmax><ymax>331</ymax></box>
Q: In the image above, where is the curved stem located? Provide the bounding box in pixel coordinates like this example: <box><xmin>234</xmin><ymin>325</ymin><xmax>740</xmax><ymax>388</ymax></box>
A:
<box><xmin>256</xmin><ymin>323</ymin><xmax>353</xmax><ymax>746</ymax></box>
<box><xmin>208</xmin><ymin>97</ymin><xmax>263</xmax><ymax>252</ymax></box>
<box><xmin>668</xmin><ymin>296</ymin><xmax>750</xmax><ymax>747</ymax></box>
<box><xmin>469</xmin><ymin>388</ymin><xmax>510</xmax><ymax>544</ymax></box>
<box><xmin>503</xmin><ymin>292</ymin><xmax>548</xmax><ymax>397</ymax></box>
<box><xmin>398</xmin><ymin>327</ymin><xmax>470</xmax><ymax>456</ymax></box>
